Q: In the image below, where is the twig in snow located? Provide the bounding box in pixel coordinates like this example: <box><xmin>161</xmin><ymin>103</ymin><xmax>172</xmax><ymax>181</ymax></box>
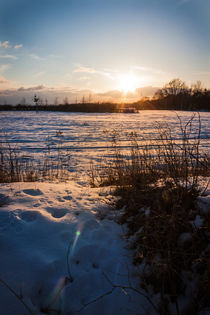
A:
<box><xmin>75</xmin><ymin>271</ymin><xmax>159</xmax><ymax>313</ymax></box>
<box><xmin>66</xmin><ymin>241</ymin><xmax>74</xmax><ymax>282</ymax></box>
<box><xmin>0</xmin><ymin>276</ymin><xmax>34</xmax><ymax>315</ymax></box>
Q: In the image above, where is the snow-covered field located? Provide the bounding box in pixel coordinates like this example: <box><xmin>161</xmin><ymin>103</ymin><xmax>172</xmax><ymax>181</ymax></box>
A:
<box><xmin>0</xmin><ymin>110</ymin><xmax>209</xmax><ymax>177</ymax></box>
<box><xmin>0</xmin><ymin>111</ymin><xmax>209</xmax><ymax>314</ymax></box>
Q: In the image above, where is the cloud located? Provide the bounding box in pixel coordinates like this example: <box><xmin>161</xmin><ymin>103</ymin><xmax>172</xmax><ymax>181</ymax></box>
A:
<box><xmin>133</xmin><ymin>65</ymin><xmax>168</xmax><ymax>76</ymax></box>
<box><xmin>0</xmin><ymin>41</ymin><xmax>10</xmax><ymax>49</ymax></box>
<box><xmin>29</xmin><ymin>53</ymin><xmax>44</xmax><ymax>60</ymax></box>
<box><xmin>0</xmin><ymin>54</ymin><xmax>18</xmax><ymax>60</ymax></box>
<box><xmin>17</xmin><ymin>85</ymin><xmax>46</xmax><ymax>92</ymax></box>
<box><xmin>136</xmin><ymin>86</ymin><xmax>159</xmax><ymax>96</ymax></box>
<box><xmin>78</xmin><ymin>76</ymin><xmax>90</xmax><ymax>81</ymax></box>
<box><xmin>98</xmin><ymin>90</ymin><xmax>124</xmax><ymax>98</ymax></box>
<box><xmin>34</xmin><ymin>71</ymin><xmax>46</xmax><ymax>78</ymax></box>
<box><xmin>73</xmin><ymin>65</ymin><xmax>113</xmax><ymax>79</ymax></box>
<box><xmin>0</xmin><ymin>84</ymin><xmax>159</xmax><ymax>105</ymax></box>
<box><xmin>0</xmin><ymin>64</ymin><xmax>10</xmax><ymax>73</ymax></box>
<box><xmin>0</xmin><ymin>76</ymin><xmax>10</xmax><ymax>84</ymax></box>
<box><xmin>97</xmin><ymin>86</ymin><xmax>159</xmax><ymax>100</ymax></box>
<box><xmin>14</xmin><ymin>44</ymin><xmax>23</xmax><ymax>49</ymax></box>
<box><xmin>73</xmin><ymin>66</ymin><xmax>96</xmax><ymax>74</ymax></box>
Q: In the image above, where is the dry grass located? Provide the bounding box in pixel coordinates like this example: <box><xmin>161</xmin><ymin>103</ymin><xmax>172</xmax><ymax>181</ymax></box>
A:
<box><xmin>89</xmin><ymin>113</ymin><xmax>210</xmax><ymax>314</ymax></box>
<box><xmin>0</xmin><ymin>137</ymin><xmax>71</xmax><ymax>182</ymax></box>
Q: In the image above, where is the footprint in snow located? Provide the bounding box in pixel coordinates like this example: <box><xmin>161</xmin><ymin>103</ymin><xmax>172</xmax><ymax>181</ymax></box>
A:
<box><xmin>63</xmin><ymin>195</ymin><xmax>72</xmax><ymax>201</ymax></box>
<box><xmin>46</xmin><ymin>207</ymin><xmax>68</xmax><ymax>218</ymax></box>
<box><xmin>23</xmin><ymin>189</ymin><xmax>43</xmax><ymax>196</ymax></box>
<box><xmin>0</xmin><ymin>194</ymin><xmax>10</xmax><ymax>206</ymax></box>
<box><xmin>19</xmin><ymin>210</ymin><xmax>40</xmax><ymax>222</ymax></box>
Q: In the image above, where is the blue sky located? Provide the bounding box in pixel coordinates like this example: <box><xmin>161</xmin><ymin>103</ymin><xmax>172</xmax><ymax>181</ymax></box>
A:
<box><xmin>0</xmin><ymin>0</ymin><xmax>210</xmax><ymax>103</ymax></box>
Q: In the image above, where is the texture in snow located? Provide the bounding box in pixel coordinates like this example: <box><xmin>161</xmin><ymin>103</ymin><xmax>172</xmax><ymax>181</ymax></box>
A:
<box><xmin>0</xmin><ymin>111</ymin><xmax>209</xmax><ymax>314</ymax></box>
<box><xmin>0</xmin><ymin>110</ymin><xmax>209</xmax><ymax>177</ymax></box>
<box><xmin>0</xmin><ymin>182</ymin><xmax>154</xmax><ymax>314</ymax></box>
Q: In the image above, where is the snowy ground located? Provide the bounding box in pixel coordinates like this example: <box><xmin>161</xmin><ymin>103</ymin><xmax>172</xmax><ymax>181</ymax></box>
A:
<box><xmin>0</xmin><ymin>110</ymin><xmax>209</xmax><ymax>176</ymax></box>
<box><xmin>0</xmin><ymin>181</ymin><xmax>155</xmax><ymax>315</ymax></box>
<box><xmin>0</xmin><ymin>111</ymin><xmax>209</xmax><ymax>314</ymax></box>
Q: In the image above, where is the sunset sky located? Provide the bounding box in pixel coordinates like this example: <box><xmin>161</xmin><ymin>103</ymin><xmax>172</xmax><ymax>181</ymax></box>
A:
<box><xmin>0</xmin><ymin>0</ymin><xmax>210</xmax><ymax>104</ymax></box>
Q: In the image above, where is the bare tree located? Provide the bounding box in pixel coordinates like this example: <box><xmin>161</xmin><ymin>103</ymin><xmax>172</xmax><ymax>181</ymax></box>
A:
<box><xmin>54</xmin><ymin>97</ymin><xmax>59</xmax><ymax>106</ymax></box>
<box><xmin>191</xmin><ymin>80</ymin><xmax>203</xmax><ymax>94</ymax></box>
<box><xmin>63</xmin><ymin>97</ymin><xmax>69</xmax><ymax>105</ymax></box>
<box><xmin>155</xmin><ymin>78</ymin><xmax>188</xmax><ymax>98</ymax></box>
<box><xmin>88</xmin><ymin>93</ymin><xmax>92</xmax><ymax>103</ymax></box>
<box><xmin>33</xmin><ymin>94</ymin><xmax>40</xmax><ymax>112</ymax></box>
<box><xmin>82</xmin><ymin>95</ymin><xmax>85</xmax><ymax>104</ymax></box>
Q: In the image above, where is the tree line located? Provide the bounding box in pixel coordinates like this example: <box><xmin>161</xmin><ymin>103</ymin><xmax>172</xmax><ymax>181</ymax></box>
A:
<box><xmin>0</xmin><ymin>79</ymin><xmax>209</xmax><ymax>112</ymax></box>
<box><xmin>137</xmin><ymin>78</ymin><xmax>210</xmax><ymax>111</ymax></box>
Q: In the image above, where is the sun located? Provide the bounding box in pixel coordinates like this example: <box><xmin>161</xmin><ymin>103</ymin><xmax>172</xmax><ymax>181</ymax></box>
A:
<box><xmin>117</xmin><ymin>73</ymin><xmax>140</xmax><ymax>93</ymax></box>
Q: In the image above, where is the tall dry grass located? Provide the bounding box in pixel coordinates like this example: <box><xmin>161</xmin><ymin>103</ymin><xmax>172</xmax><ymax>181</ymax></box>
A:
<box><xmin>0</xmin><ymin>136</ymin><xmax>71</xmax><ymax>182</ymax></box>
<box><xmin>89</xmin><ymin>113</ymin><xmax>210</xmax><ymax>314</ymax></box>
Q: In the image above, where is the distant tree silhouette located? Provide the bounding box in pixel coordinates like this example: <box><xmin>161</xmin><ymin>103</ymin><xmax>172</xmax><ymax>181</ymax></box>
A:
<box><xmin>54</xmin><ymin>97</ymin><xmax>59</xmax><ymax>106</ymax></box>
<box><xmin>191</xmin><ymin>80</ymin><xmax>203</xmax><ymax>95</ymax></box>
<box><xmin>155</xmin><ymin>78</ymin><xmax>188</xmax><ymax>98</ymax></box>
<box><xmin>63</xmin><ymin>97</ymin><xmax>69</xmax><ymax>105</ymax></box>
<box><xmin>82</xmin><ymin>95</ymin><xmax>85</xmax><ymax>104</ymax></box>
<box><xmin>33</xmin><ymin>94</ymin><xmax>40</xmax><ymax>111</ymax></box>
<box><xmin>153</xmin><ymin>78</ymin><xmax>210</xmax><ymax>111</ymax></box>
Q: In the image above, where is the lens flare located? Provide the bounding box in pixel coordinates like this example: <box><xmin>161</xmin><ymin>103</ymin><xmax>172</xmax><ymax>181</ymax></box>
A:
<box><xmin>71</xmin><ymin>222</ymin><xmax>84</xmax><ymax>256</ymax></box>
<box><xmin>47</xmin><ymin>276</ymin><xmax>66</xmax><ymax>309</ymax></box>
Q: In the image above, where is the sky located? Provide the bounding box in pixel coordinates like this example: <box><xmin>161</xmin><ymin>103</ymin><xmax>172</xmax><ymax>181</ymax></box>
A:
<box><xmin>0</xmin><ymin>0</ymin><xmax>210</xmax><ymax>104</ymax></box>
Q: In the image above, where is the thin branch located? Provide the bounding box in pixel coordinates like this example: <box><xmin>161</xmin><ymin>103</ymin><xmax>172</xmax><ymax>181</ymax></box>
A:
<box><xmin>75</xmin><ymin>271</ymin><xmax>159</xmax><ymax>313</ymax></box>
<box><xmin>0</xmin><ymin>277</ymin><xmax>34</xmax><ymax>315</ymax></box>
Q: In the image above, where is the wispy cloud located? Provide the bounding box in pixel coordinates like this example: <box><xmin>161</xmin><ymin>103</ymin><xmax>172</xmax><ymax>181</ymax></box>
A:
<box><xmin>33</xmin><ymin>71</ymin><xmax>46</xmax><ymax>78</ymax></box>
<box><xmin>0</xmin><ymin>64</ymin><xmax>11</xmax><ymax>73</ymax></box>
<box><xmin>73</xmin><ymin>66</ymin><xmax>96</xmax><ymax>74</ymax></box>
<box><xmin>17</xmin><ymin>85</ymin><xmax>46</xmax><ymax>92</ymax></box>
<box><xmin>73</xmin><ymin>65</ymin><xmax>113</xmax><ymax>79</ymax></box>
<box><xmin>0</xmin><ymin>54</ymin><xmax>18</xmax><ymax>60</ymax></box>
<box><xmin>0</xmin><ymin>76</ymin><xmax>10</xmax><ymax>84</ymax></box>
<box><xmin>29</xmin><ymin>53</ymin><xmax>44</xmax><ymax>60</ymax></box>
<box><xmin>14</xmin><ymin>44</ymin><xmax>23</xmax><ymax>49</ymax></box>
<box><xmin>78</xmin><ymin>76</ymin><xmax>90</xmax><ymax>81</ymax></box>
<box><xmin>0</xmin><ymin>41</ymin><xmax>10</xmax><ymax>49</ymax></box>
<box><xmin>133</xmin><ymin>65</ymin><xmax>168</xmax><ymax>75</ymax></box>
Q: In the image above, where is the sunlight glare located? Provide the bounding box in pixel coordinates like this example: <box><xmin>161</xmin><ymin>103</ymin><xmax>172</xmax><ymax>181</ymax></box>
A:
<box><xmin>117</xmin><ymin>73</ymin><xmax>140</xmax><ymax>93</ymax></box>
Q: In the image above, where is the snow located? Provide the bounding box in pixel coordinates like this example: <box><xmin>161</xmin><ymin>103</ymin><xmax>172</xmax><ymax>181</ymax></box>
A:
<box><xmin>0</xmin><ymin>110</ymin><xmax>209</xmax><ymax>177</ymax></box>
<box><xmin>0</xmin><ymin>111</ymin><xmax>209</xmax><ymax>314</ymax></box>
<box><xmin>0</xmin><ymin>182</ymin><xmax>152</xmax><ymax>314</ymax></box>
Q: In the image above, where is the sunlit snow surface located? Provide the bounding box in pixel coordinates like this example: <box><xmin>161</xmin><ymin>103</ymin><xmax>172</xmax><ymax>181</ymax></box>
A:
<box><xmin>0</xmin><ymin>110</ymin><xmax>209</xmax><ymax>176</ymax></box>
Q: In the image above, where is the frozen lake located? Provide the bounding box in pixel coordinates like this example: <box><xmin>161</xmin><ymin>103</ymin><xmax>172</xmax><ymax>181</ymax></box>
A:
<box><xmin>0</xmin><ymin>110</ymin><xmax>209</xmax><ymax>176</ymax></box>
